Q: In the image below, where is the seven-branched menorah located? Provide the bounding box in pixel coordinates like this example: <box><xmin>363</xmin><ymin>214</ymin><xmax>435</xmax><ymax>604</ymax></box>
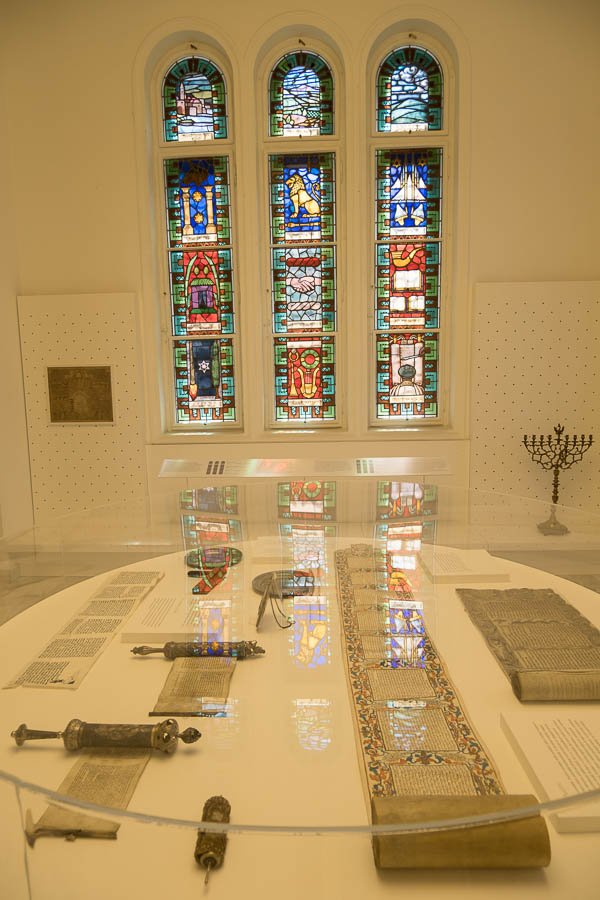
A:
<box><xmin>523</xmin><ymin>424</ymin><xmax>593</xmax><ymax>534</ymax></box>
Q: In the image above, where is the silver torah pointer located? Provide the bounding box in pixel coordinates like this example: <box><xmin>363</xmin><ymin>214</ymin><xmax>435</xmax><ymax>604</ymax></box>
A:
<box><xmin>11</xmin><ymin>718</ymin><xmax>201</xmax><ymax>754</ymax></box>
<box><xmin>131</xmin><ymin>640</ymin><xmax>266</xmax><ymax>660</ymax></box>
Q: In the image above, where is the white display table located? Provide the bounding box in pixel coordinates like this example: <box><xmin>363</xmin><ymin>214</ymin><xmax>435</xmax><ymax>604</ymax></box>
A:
<box><xmin>1</xmin><ymin>479</ymin><xmax>599</xmax><ymax>899</ymax></box>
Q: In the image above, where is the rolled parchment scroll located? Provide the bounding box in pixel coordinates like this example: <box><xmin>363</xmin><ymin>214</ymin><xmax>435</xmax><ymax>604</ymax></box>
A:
<box><xmin>511</xmin><ymin>670</ymin><xmax>600</xmax><ymax>702</ymax></box>
<box><xmin>371</xmin><ymin>795</ymin><xmax>551</xmax><ymax>869</ymax></box>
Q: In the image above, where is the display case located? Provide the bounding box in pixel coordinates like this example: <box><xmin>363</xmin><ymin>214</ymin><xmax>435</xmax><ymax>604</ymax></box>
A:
<box><xmin>1</xmin><ymin>468</ymin><xmax>599</xmax><ymax>899</ymax></box>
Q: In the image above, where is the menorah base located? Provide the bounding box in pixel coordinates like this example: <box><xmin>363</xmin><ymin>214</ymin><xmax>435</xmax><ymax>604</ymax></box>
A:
<box><xmin>537</xmin><ymin>506</ymin><xmax>569</xmax><ymax>536</ymax></box>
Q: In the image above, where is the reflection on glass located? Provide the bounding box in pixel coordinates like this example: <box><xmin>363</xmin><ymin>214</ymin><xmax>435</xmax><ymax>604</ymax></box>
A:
<box><xmin>376</xmin><ymin>480</ymin><xmax>438</xmax><ymax>521</ymax></box>
<box><xmin>293</xmin><ymin>598</ymin><xmax>330</xmax><ymax>667</ymax></box>
<box><xmin>375</xmin><ymin>481</ymin><xmax>437</xmax><ymax>592</ymax></box>
<box><xmin>280</xmin><ymin>524</ymin><xmax>331</xmax><ymax>583</ymax></box>
<box><xmin>180</xmin><ymin>486</ymin><xmax>239</xmax><ymax>514</ymax></box>
<box><xmin>277</xmin><ymin>480</ymin><xmax>337</xmax><ymax>520</ymax></box>
<box><xmin>292</xmin><ymin>699</ymin><xmax>332</xmax><ymax>751</ymax></box>
<box><xmin>182</xmin><ymin>602</ymin><xmax>232</xmax><ymax>643</ymax></box>
<box><xmin>206</xmin><ymin>699</ymin><xmax>241</xmax><ymax>748</ymax></box>
<box><xmin>277</xmin><ymin>480</ymin><xmax>336</xmax><ymax>668</ymax></box>
<box><xmin>386</xmin><ymin>600</ymin><xmax>426</xmax><ymax>667</ymax></box>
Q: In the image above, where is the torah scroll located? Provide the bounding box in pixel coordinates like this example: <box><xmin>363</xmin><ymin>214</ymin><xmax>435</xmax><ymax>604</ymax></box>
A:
<box><xmin>457</xmin><ymin>588</ymin><xmax>600</xmax><ymax>702</ymax></box>
<box><xmin>371</xmin><ymin>795</ymin><xmax>551</xmax><ymax>869</ymax></box>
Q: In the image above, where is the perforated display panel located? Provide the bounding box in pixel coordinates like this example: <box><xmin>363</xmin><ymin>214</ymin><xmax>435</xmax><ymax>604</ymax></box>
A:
<box><xmin>471</xmin><ymin>283</ymin><xmax>600</xmax><ymax>509</ymax></box>
<box><xmin>18</xmin><ymin>293</ymin><xmax>145</xmax><ymax>521</ymax></box>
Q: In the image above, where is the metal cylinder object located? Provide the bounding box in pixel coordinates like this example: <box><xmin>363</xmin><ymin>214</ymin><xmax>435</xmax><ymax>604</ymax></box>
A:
<box><xmin>195</xmin><ymin>795</ymin><xmax>231</xmax><ymax>883</ymax></box>
<box><xmin>11</xmin><ymin>718</ymin><xmax>201</xmax><ymax>753</ymax></box>
<box><xmin>131</xmin><ymin>640</ymin><xmax>265</xmax><ymax>660</ymax></box>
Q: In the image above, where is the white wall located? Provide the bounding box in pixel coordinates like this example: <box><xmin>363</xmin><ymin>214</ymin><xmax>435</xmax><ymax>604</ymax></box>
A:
<box><xmin>0</xmin><ymin>71</ymin><xmax>32</xmax><ymax>537</ymax></box>
<box><xmin>1</xmin><ymin>0</ymin><xmax>599</xmax><ymax>530</ymax></box>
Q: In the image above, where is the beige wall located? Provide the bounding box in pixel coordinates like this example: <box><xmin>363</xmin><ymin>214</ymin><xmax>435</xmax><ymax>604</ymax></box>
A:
<box><xmin>0</xmin><ymin>76</ymin><xmax>32</xmax><ymax>537</ymax></box>
<box><xmin>1</xmin><ymin>0</ymin><xmax>599</xmax><ymax>531</ymax></box>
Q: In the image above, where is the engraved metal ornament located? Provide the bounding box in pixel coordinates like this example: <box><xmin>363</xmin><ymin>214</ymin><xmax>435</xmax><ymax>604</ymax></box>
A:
<box><xmin>131</xmin><ymin>640</ymin><xmax>265</xmax><ymax>659</ymax></box>
<box><xmin>523</xmin><ymin>424</ymin><xmax>593</xmax><ymax>535</ymax></box>
<box><xmin>11</xmin><ymin>718</ymin><xmax>201</xmax><ymax>753</ymax></box>
<box><xmin>195</xmin><ymin>795</ymin><xmax>231</xmax><ymax>884</ymax></box>
<box><xmin>251</xmin><ymin>569</ymin><xmax>314</xmax><ymax>598</ymax></box>
<box><xmin>47</xmin><ymin>366</ymin><xmax>114</xmax><ymax>423</ymax></box>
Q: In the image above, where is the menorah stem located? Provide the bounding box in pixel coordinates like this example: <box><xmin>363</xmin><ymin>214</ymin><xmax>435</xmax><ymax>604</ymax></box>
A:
<box><xmin>551</xmin><ymin>465</ymin><xmax>561</xmax><ymax>506</ymax></box>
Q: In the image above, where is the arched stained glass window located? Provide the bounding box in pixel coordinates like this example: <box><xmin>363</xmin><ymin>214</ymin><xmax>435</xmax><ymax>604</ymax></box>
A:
<box><xmin>376</xmin><ymin>46</ymin><xmax>442</xmax><ymax>133</ymax></box>
<box><xmin>266</xmin><ymin>46</ymin><xmax>338</xmax><ymax>426</ymax></box>
<box><xmin>373</xmin><ymin>48</ymin><xmax>444</xmax><ymax>422</ymax></box>
<box><xmin>268</xmin><ymin>153</ymin><xmax>337</xmax><ymax>422</ymax></box>
<box><xmin>163</xmin><ymin>56</ymin><xmax>228</xmax><ymax>142</ymax></box>
<box><xmin>160</xmin><ymin>55</ymin><xmax>238</xmax><ymax>427</ymax></box>
<box><xmin>269</xmin><ymin>51</ymin><xmax>334</xmax><ymax>136</ymax></box>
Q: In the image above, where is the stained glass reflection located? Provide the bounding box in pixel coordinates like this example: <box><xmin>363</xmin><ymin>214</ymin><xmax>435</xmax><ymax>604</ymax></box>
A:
<box><xmin>293</xmin><ymin>599</ymin><xmax>330</xmax><ymax>667</ymax></box>
<box><xmin>386</xmin><ymin>600</ymin><xmax>426</xmax><ymax>667</ymax></box>
<box><xmin>182</xmin><ymin>601</ymin><xmax>232</xmax><ymax>643</ymax></box>
<box><xmin>277</xmin><ymin>480</ymin><xmax>336</xmax><ymax>521</ymax></box>
<box><xmin>292</xmin><ymin>699</ymin><xmax>332</xmax><ymax>751</ymax></box>
<box><xmin>278</xmin><ymin>481</ymin><xmax>335</xmax><ymax>668</ymax></box>
<box><xmin>180</xmin><ymin>486</ymin><xmax>239</xmax><ymax>514</ymax></box>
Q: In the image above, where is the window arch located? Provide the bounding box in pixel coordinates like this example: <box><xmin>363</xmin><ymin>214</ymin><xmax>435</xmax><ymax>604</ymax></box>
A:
<box><xmin>371</xmin><ymin>42</ymin><xmax>447</xmax><ymax>424</ymax></box>
<box><xmin>157</xmin><ymin>50</ymin><xmax>240</xmax><ymax>428</ymax></box>
<box><xmin>265</xmin><ymin>47</ymin><xmax>340</xmax><ymax>426</ymax></box>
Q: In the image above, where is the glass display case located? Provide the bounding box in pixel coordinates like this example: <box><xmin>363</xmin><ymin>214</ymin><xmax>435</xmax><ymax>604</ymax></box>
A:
<box><xmin>1</xmin><ymin>468</ymin><xmax>599</xmax><ymax>899</ymax></box>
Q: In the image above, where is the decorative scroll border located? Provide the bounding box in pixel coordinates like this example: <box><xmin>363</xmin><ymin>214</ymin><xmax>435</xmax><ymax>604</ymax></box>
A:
<box><xmin>336</xmin><ymin>545</ymin><xmax>504</xmax><ymax>799</ymax></box>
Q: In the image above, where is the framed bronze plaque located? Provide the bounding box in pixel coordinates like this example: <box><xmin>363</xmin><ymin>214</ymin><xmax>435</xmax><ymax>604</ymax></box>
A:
<box><xmin>47</xmin><ymin>366</ymin><xmax>114</xmax><ymax>423</ymax></box>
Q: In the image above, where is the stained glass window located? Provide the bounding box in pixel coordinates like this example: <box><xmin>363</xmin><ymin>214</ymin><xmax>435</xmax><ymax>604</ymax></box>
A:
<box><xmin>269</xmin><ymin>52</ymin><xmax>334</xmax><ymax>136</ymax></box>
<box><xmin>376</xmin><ymin>46</ymin><xmax>442</xmax><ymax>133</ymax></box>
<box><xmin>374</xmin><ymin>146</ymin><xmax>442</xmax><ymax>421</ymax></box>
<box><xmin>164</xmin><ymin>149</ymin><xmax>238</xmax><ymax>425</ymax></box>
<box><xmin>163</xmin><ymin>57</ymin><xmax>227</xmax><ymax>142</ymax></box>
<box><xmin>269</xmin><ymin>153</ymin><xmax>337</xmax><ymax>423</ymax></box>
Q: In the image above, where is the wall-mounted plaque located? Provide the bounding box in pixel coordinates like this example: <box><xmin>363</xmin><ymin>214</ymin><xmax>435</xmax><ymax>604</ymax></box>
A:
<box><xmin>47</xmin><ymin>366</ymin><xmax>114</xmax><ymax>423</ymax></box>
